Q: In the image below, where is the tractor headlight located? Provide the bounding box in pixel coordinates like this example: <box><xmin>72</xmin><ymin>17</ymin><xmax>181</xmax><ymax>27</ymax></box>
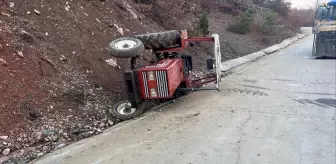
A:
<box><xmin>147</xmin><ymin>71</ymin><xmax>155</xmax><ymax>81</ymax></box>
<box><xmin>150</xmin><ymin>88</ymin><xmax>157</xmax><ymax>97</ymax></box>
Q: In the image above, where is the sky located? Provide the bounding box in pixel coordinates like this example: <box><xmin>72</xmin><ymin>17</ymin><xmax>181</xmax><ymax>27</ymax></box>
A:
<box><xmin>290</xmin><ymin>0</ymin><xmax>316</xmax><ymax>9</ymax></box>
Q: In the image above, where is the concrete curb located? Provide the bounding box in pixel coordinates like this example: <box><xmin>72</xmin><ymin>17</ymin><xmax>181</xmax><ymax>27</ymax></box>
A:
<box><xmin>220</xmin><ymin>33</ymin><xmax>307</xmax><ymax>72</ymax></box>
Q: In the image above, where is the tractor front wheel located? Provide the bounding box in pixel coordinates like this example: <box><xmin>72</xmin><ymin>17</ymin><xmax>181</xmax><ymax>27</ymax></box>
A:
<box><xmin>108</xmin><ymin>101</ymin><xmax>144</xmax><ymax>120</ymax></box>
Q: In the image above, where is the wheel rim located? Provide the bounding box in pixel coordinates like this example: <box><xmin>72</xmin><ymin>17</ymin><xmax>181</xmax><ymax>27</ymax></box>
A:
<box><xmin>116</xmin><ymin>102</ymin><xmax>136</xmax><ymax>115</ymax></box>
<box><xmin>114</xmin><ymin>40</ymin><xmax>137</xmax><ymax>50</ymax></box>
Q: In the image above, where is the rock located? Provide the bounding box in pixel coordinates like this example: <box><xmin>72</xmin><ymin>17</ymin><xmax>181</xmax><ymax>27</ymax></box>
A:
<box><xmin>65</xmin><ymin>5</ymin><xmax>70</xmax><ymax>11</ymax></box>
<box><xmin>19</xmin><ymin>149</ymin><xmax>25</xmax><ymax>155</ymax></box>
<box><xmin>9</xmin><ymin>2</ymin><xmax>15</xmax><ymax>8</ymax></box>
<box><xmin>96</xmin><ymin>128</ymin><xmax>102</xmax><ymax>133</ymax></box>
<box><xmin>0</xmin><ymin>58</ymin><xmax>8</xmax><ymax>66</ymax></box>
<box><xmin>127</xmin><ymin>8</ymin><xmax>138</xmax><ymax>19</ymax></box>
<box><xmin>99</xmin><ymin>123</ymin><xmax>105</xmax><ymax>128</ymax></box>
<box><xmin>0</xmin><ymin>144</ymin><xmax>5</xmax><ymax>149</ymax></box>
<box><xmin>108</xmin><ymin>120</ymin><xmax>114</xmax><ymax>126</ymax></box>
<box><xmin>27</xmin><ymin>11</ymin><xmax>31</xmax><ymax>15</ymax></box>
<box><xmin>2</xmin><ymin>148</ymin><xmax>10</xmax><ymax>156</ymax></box>
<box><xmin>60</xmin><ymin>55</ymin><xmax>67</xmax><ymax>61</ymax></box>
<box><xmin>56</xmin><ymin>143</ymin><xmax>66</xmax><ymax>149</ymax></box>
<box><xmin>16</xmin><ymin>51</ymin><xmax>24</xmax><ymax>58</ymax></box>
<box><xmin>35</xmin><ymin>132</ymin><xmax>43</xmax><ymax>141</ymax></box>
<box><xmin>3</xmin><ymin>142</ymin><xmax>7</xmax><ymax>145</ymax></box>
<box><xmin>51</xmin><ymin>135</ymin><xmax>59</xmax><ymax>142</ymax></box>
<box><xmin>113</xmin><ymin>24</ymin><xmax>124</xmax><ymax>35</ymax></box>
<box><xmin>1</xmin><ymin>12</ymin><xmax>10</xmax><ymax>17</ymax></box>
<box><xmin>37</xmin><ymin>152</ymin><xmax>44</xmax><ymax>157</ymax></box>
<box><xmin>45</xmin><ymin>32</ymin><xmax>49</xmax><ymax>36</ymax></box>
<box><xmin>14</xmin><ymin>143</ymin><xmax>22</xmax><ymax>149</ymax></box>
<box><xmin>34</xmin><ymin>9</ymin><xmax>41</xmax><ymax>15</ymax></box>
<box><xmin>42</xmin><ymin>145</ymin><xmax>51</xmax><ymax>152</ymax></box>
<box><xmin>0</xmin><ymin>136</ymin><xmax>8</xmax><ymax>140</ymax></box>
<box><xmin>106</xmin><ymin>58</ymin><xmax>120</xmax><ymax>69</ymax></box>
<box><xmin>0</xmin><ymin>156</ymin><xmax>10</xmax><ymax>163</ymax></box>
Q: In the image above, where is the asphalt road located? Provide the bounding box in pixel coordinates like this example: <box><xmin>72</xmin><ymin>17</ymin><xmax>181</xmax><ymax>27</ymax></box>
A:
<box><xmin>35</xmin><ymin>33</ymin><xmax>336</xmax><ymax>164</ymax></box>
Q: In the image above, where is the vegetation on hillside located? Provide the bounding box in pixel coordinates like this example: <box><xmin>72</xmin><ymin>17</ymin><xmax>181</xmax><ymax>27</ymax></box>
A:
<box><xmin>227</xmin><ymin>0</ymin><xmax>314</xmax><ymax>35</ymax></box>
<box><xmin>228</xmin><ymin>9</ymin><xmax>255</xmax><ymax>34</ymax></box>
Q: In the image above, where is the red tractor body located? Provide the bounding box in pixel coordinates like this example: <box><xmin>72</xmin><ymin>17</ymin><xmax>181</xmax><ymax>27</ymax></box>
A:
<box><xmin>137</xmin><ymin>59</ymin><xmax>184</xmax><ymax>99</ymax></box>
<box><xmin>108</xmin><ymin>30</ymin><xmax>222</xmax><ymax>120</ymax></box>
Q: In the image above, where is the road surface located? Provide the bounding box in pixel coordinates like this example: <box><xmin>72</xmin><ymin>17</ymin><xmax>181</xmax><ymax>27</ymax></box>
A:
<box><xmin>36</xmin><ymin>33</ymin><xmax>336</xmax><ymax>164</ymax></box>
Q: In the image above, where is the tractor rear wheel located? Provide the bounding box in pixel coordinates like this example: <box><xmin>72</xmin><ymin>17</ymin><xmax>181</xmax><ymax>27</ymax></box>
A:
<box><xmin>108</xmin><ymin>101</ymin><xmax>144</xmax><ymax>120</ymax></box>
<box><xmin>135</xmin><ymin>30</ymin><xmax>180</xmax><ymax>50</ymax></box>
<box><xmin>109</xmin><ymin>37</ymin><xmax>144</xmax><ymax>58</ymax></box>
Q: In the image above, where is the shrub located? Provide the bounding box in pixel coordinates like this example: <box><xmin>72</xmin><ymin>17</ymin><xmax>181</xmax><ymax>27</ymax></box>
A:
<box><xmin>228</xmin><ymin>9</ymin><xmax>255</xmax><ymax>34</ymax></box>
<box><xmin>192</xmin><ymin>12</ymin><xmax>210</xmax><ymax>36</ymax></box>
<box><xmin>261</xmin><ymin>12</ymin><xmax>278</xmax><ymax>33</ymax></box>
<box><xmin>198</xmin><ymin>12</ymin><xmax>210</xmax><ymax>36</ymax></box>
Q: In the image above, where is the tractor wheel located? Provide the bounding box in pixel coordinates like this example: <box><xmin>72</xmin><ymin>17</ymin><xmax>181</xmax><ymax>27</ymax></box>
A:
<box><xmin>108</xmin><ymin>101</ymin><xmax>144</xmax><ymax>120</ymax></box>
<box><xmin>109</xmin><ymin>37</ymin><xmax>144</xmax><ymax>58</ymax></box>
<box><xmin>135</xmin><ymin>30</ymin><xmax>180</xmax><ymax>50</ymax></box>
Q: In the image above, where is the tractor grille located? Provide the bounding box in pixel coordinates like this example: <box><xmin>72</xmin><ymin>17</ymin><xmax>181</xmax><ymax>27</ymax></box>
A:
<box><xmin>155</xmin><ymin>71</ymin><xmax>169</xmax><ymax>97</ymax></box>
<box><xmin>141</xmin><ymin>71</ymin><xmax>169</xmax><ymax>98</ymax></box>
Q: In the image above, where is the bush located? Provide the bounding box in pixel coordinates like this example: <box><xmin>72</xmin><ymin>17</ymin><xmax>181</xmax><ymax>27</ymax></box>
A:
<box><xmin>261</xmin><ymin>12</ymin><xmax>278</xmax><ymax>33</ymax></box>
<box><xmin>198</xmin><ymin>12</ymin><xmax>210</xmax><ymax>36</ymax></box>
<box><xmin>192</xmin><ymin>12</ymin><xmax>210</xmax><ymax>36</ymax></box>
<box><xmin>228</xmin><ymin>9</ymin><xmax>255</xmax><ymax>34</ymax></box>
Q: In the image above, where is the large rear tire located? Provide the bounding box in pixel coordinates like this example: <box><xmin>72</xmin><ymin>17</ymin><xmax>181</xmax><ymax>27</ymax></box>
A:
<box><xmin>109</xmin><ymin>37</ymin><xmax>144</xmax><ymax>58</ymax></box>
<box><xmin>135</xmin><ymin>30</ymin><xmax>180</xmax><ymax>50</ymax></box>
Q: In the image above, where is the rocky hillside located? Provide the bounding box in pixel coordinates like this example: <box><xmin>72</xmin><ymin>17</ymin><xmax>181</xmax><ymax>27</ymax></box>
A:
<box><xmin>0</xmin><ymin>0</ymin><xmax>297</xmax><ymax>162</ymax></box>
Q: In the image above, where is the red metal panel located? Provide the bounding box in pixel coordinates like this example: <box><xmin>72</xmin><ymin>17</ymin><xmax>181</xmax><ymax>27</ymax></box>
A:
<box><xmin>137</xmin><ymin>58</ymin><xmax>183</xmax><ymax>99</ymax></box>
<box><xmin>166</xmin><ymin>59</ymin><xmax>183</xmax><ymax>96</ymax></box>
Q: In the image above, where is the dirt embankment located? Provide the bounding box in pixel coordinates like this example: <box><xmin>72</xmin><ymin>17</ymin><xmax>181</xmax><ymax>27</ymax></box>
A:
<box><xmin>0</xmin><ymin>0</ymin><xmax>296</xmax><ymax>163</ymax></box>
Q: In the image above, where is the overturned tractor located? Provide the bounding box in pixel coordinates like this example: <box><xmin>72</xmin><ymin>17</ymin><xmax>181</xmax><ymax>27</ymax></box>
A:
<box><xmin>107</xmin><ymin>30</ymin><xmax>222</xmax><ymax>120</ymax></box>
